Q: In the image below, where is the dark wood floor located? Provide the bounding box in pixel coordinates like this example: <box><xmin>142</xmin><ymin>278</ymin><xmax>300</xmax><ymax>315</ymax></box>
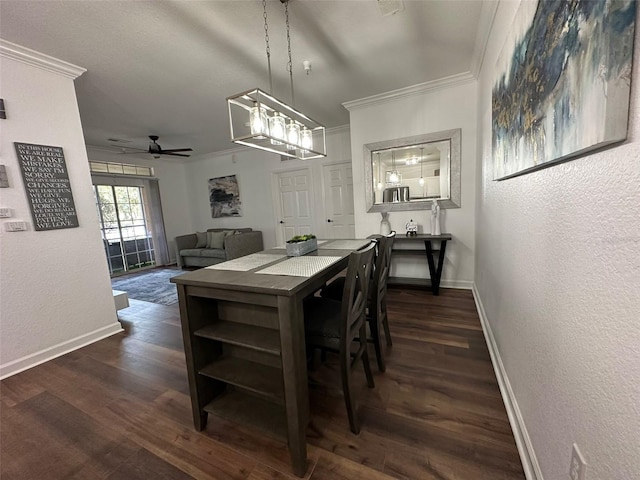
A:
<box><xmin>0</xmin><ymin>288</ymin><xmax>525</xmax><ymax>480</ymax></box>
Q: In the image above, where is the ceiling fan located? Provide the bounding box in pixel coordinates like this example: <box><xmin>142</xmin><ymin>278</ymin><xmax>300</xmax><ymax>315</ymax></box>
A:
<box><xmin>113</xmin><ymin>135</ymin><xmax>193</xmax><ymax>158</ymax></box>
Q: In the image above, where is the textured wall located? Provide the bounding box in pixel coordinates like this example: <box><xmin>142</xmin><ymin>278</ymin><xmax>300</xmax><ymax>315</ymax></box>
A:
<box><xmin>475</xmin><ymin>3</ymin><xmax>640</xmax><ymax>480</ymax></box>
<box><xmin>348</xmin><ymin>81</ymin><xmax>478</xmax><ymax>286</ymax></box>
<box><xmin>0</xmin><ymin>48</ymin><xmax>121</xmax><ymax>376</ymax></box>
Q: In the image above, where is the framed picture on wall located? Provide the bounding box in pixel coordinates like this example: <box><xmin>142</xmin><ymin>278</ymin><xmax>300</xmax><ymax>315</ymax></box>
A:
<box><xmin>208</xmin><ymin>174</ymin><xmax>242</xmax><ymax>217</ymax></box>
<box><xmin>492</xmin><ymin>0</ymin><xmax>636</xmax><ymax>180</ymax></box>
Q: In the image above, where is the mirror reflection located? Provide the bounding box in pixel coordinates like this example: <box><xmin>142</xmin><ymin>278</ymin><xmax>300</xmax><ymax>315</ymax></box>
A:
<box><xmin>364</xmin><ymin>129</ymin><xmax>460</xmax><ymax>212</ymax></box>
<box><xmin>371</xmin><ymin>140</ymin><xmax>450</xmax><ymax>205</ymax></box>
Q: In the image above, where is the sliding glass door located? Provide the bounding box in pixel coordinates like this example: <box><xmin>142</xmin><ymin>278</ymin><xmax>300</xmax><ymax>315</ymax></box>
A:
<box><xmin>94</xmin><ymin>184</ymin><xmax>156</xmax><ymax>275</ymax></box>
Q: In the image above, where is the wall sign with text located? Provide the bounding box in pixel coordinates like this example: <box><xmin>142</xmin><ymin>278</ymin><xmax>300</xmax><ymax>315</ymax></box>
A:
<box><xmin>14</xmin><ymin>142</ymin><xmax>79</xmax><ymax>231</ymax></box>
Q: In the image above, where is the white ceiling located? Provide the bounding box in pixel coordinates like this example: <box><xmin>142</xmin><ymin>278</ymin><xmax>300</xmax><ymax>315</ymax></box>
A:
<box><xmin>0</xmin><ymin>0</ymin><xmax>493</xmax><ymax>157</ymax></box>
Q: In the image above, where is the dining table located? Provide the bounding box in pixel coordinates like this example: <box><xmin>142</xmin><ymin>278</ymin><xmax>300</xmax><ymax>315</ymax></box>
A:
<box><xmin>170</xmin><ymin>238</ymin><xmax>373</xmax><ymax>477</ymax></box>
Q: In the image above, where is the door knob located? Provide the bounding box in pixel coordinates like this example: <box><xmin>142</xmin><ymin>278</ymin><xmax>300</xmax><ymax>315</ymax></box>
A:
<box><xmin>279</xmin><ymin>220</ymin><xmax>285</xmax><ymax>224</ymax></box>
<box><xmin>327</xmin><ymin>219</ymin><xmax>333</xmax><ymax>222</ymax></box>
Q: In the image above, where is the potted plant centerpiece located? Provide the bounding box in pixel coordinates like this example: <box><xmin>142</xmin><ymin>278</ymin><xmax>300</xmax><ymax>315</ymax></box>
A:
<box><xmin>286</xmin><ymin>234</ymin><xmax>317</xmax><ymax>256</ymax></box>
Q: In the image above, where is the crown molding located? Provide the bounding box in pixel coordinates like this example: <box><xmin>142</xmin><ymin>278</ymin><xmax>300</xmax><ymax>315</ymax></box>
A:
<box><xmin>0</xmin><ymin>39</ymin><xmax>86</xmax><ymax>79</ymax></box>
<box><xmin>470</xmin><ymin>1</ymin><xmax>499</xmax><ymax>78</ymax></box>
<box><xmin>342</xmin><ymin>72</ymin><xmax>476</xmax><ymax>111</ymax></box>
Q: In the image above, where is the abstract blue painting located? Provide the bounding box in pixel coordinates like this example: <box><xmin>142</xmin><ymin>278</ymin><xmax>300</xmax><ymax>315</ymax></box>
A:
<box><xmin>492</xmin><ymin>0</ymin><xmax>636</xmax><ymax>180</ymax></box>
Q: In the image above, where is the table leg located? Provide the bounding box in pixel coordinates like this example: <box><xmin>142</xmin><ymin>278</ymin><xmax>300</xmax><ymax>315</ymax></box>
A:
<box><xmin>277</xmin><ymin>296</ymin><xmax>309</xmax><ymax>477</ymax></box>
<box><xmin>424</xmin><ymin>240</ymin><xmax>448</xmax><ymax>295</ymax></box>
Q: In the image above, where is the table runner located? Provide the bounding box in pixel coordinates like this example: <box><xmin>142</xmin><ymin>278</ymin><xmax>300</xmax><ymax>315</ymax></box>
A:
<box><xmin>255</xmin><ymin>255</ymin><xmax>342</xmax><ymax>277</ymax></box>
<box><xmin>206</xmin><ymin>253</ymin><xmax>286</xmax><ymax>272</ymax></box>
<box><xmin>320</xmin><ymin>239</ymin><xmax>372</xmax><ymax>251</ymax></box>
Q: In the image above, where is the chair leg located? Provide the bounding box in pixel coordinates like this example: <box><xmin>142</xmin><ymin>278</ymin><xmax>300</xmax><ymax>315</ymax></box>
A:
<box><xmin>381</xmin><ymin>299</ymin><xmax>393</xmax><ymax>346</ymax></box>
<box><xmin>341</xmin><ymin>352</ymin><xmax>360</xmax><ymax>434</ymax></box>
<box><xmin>368</xmin><ymin>314</ymin><xmax>386</xmax><ymax>372</ymax></box>
<box><xmin>360</xmin><ymin>325</ymin><xmax>375</xmax><ymax>388</ymax></box>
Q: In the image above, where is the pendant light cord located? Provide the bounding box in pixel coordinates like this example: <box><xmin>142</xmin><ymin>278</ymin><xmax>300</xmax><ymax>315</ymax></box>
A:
<box><xmin>284</xmin><ymin>0</ymin><xmax>295</xmax><ymax>106</ymax></box>
<box><xmin>263</xmin><ymin>0</ymin><xmax>273</xmax><ymax>94</ymax></box>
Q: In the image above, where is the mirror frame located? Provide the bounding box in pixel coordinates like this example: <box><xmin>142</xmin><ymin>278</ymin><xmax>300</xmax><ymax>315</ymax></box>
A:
<box><xmin>364</xmin><ymin>128</ymin><xmax>461</xmax><ymax>212</ymax></box>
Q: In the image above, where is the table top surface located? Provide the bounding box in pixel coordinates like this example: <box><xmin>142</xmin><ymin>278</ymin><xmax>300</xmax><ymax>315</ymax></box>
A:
<box><xmin>171</xmin><ymin>238</ymin><xmax>372</xmax><ymax>296</ymax></box>
<box><xmin>369</xmin><ymin>233</ymin><xmax>452</xmax><ymax>240</ymax></box>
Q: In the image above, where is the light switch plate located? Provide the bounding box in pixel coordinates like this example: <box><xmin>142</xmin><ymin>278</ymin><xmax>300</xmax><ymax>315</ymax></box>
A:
<box><xmin>5</xmin><ymin>221</ymin><xmax>28</xmax><ymax>232</ymax></box>
<box><xmin>0</xmin><ymin>207</ymin><xmax>12</xmax><ymax>217</ymax></box>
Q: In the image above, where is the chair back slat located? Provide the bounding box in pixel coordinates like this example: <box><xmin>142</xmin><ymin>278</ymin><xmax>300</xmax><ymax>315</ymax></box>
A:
<box><xmin>372</xmin><ymin>232</ymin><xmax>396</xmax><ymax>304</ymax></box>
<box><xmin>341</xmin><ymin>242</ymin><xmax>376</xmax><ymax>342</ymax></box>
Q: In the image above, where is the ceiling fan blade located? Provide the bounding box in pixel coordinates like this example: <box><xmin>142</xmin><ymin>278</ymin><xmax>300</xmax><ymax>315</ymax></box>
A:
<box><xmin>161</xmin><ymin>148</ymin><xmax>193</xmax><ymax>153</ymax></box>
<box><xmin>163</xmin><ymin>152</ymin><xmax>191</xmax><ymax>157</ymax></box>
<box><xmin>111</xmin><ymin>145</ymin><xmax>148</xmax><ymax>152</ymax></box>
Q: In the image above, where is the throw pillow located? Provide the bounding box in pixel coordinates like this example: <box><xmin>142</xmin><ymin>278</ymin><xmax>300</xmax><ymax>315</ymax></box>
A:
<box><xmin>206</xmin><ymin>231</ymin><xmax>227</xmax><ymax>249</ymax></box>
<box><xmin>223</xmin><ymin>230</ymin><xmax>237</xmax><ymax>237</ymax></box>
<box><xmin>195</xmin><ymin>232</ymin><xmax>207</xmax><ymax>248</ymax></box>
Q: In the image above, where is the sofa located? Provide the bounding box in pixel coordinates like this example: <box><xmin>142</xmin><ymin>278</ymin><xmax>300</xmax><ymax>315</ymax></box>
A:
<box><xmin>174</xmin><ymin>228</ymin><xmax>264</xmax><ymax>268</ymax></box>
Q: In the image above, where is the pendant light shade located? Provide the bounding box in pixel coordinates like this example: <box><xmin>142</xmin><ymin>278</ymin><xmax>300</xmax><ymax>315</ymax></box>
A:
<box><xmin>250</xmin><ymin>103</ymin><xmax>269</xmax><ymax>138</ymax></box>
<box><xmin>227</xmin><ymin>0</ymin><xmax>326</xmax><ymax>160</ymax></box>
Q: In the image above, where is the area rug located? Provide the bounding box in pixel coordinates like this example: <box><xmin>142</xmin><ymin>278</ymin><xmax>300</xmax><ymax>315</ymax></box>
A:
<box><xmin>111</xmin><ymin>268</ymin><xmax>183</xmax><ymax>306</ymax></box>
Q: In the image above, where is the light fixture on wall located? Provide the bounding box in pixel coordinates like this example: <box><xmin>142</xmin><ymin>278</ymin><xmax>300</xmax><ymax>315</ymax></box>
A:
<box><xmin>227</xmin><ymin>0</ymin><xmax>326</xmax><ymax>160</ymax></box>
<box><xmin>418</xmin><ymin>147</ymin><xmax>425</xmax><ymax>186</ymax></box>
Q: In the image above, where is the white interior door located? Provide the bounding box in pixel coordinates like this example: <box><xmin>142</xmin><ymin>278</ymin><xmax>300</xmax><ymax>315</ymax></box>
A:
<box><xmin>322</xmin><ymin>162</ymin><xmax>355</xmax><ymax>239</ymax></box>
<box><xmin>274</xmin><ymin>169</ymin><xmax>313</xmax><ymax>244</ymax></box>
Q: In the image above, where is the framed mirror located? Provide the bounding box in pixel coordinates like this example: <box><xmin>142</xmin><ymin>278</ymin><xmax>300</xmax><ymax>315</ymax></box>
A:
<box><xmin>364</xmin><ymin>129</ymin><xmax>461</xmax><ymax>212</ymax></box>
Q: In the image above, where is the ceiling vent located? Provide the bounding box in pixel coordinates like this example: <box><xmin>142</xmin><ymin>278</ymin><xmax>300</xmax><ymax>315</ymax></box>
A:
<box><xmin>377</xmin><ymin>0</ymin><xmax>404</xmax><ymax>16</ymax></box>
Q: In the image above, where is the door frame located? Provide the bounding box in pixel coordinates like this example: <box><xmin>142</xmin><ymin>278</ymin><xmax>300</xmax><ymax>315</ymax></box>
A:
<box><xmin>270</xmin><ymin>166</ymin><xmax>315</xmax><ymax>246</ymax></box>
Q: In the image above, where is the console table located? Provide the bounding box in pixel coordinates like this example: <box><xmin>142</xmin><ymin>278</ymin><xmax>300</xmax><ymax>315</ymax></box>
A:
<box><xmin>376</xmin><ymin>233</ymin><xmax>452</xmax><ymax>295</ymax></box>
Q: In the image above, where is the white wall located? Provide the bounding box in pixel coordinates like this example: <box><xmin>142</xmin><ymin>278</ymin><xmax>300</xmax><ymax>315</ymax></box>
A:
<box><xmin>86</xmin><ymin>147</ymin><xmax>193</xmax><ymax>264</ymax></box>
<box><xmin>184</xmin><ymin>126</ymin><xmax>352</xmax><ymax>249</ymax></box>
<box><xmin>475</xmin><ymin>4</ymin><xmax>640</xmax><ymax>480</ymax></box>
<box><xmin>0</xmin><ymin>42</ymin><xmax>122</xmax><ymax>378</ymax></box>
<box><xmin>347</xmin><ymin>80</ymin><xmax>478</xmax><ymax>287</ymax></box>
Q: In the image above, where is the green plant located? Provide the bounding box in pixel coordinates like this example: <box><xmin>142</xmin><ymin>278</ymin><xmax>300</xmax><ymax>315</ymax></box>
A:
<box><xmin>286</xmin><ymin>234</ymin><xmax>316</xmax><ymax>244</ymax></box>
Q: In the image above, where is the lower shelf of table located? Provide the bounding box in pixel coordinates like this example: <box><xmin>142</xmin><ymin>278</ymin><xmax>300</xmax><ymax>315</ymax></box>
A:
<box><xmin>387</xmin><ymin>276</ymin><xmax>433</xmax><ymax>289</ymax></box>
<box><xmin>203</xmin><ymin>388</ymin><xmax>288</xmax><ymax>442</ymax></box>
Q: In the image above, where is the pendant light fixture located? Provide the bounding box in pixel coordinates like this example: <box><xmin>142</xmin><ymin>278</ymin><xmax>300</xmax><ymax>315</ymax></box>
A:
<box><xmin>227</xmin><ymin>0</ymin><xmax>326</xmax><ymax>159</ymax></box>
<box><xmin>418</xmin><ymin>147</ymin><xmax>425</xmax><ymax>186</ymax></box>
<box><xmin>388</xmin><ymin>151</ymin><xmax>401</xmax><ymax>184</ymax></box>
<box><xmin>376</xmin><ymin>152</ymin><xmax>383</xmax><ymax>190</ymax></box>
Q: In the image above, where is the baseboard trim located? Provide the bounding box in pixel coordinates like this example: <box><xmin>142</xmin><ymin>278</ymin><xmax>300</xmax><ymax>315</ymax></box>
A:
<box><xmin>440</xmin><ymin>279</ymin><xmax>473</xmax><ymax>290</ymax></box>
<box><xmin>0</xmin><ymin>322</ymin><xmax>123</xmax><ymax>380</ymax></box>
<box><xmin>472</xmin><ymin>284</ymin><xmax>544</xmax><ymax>480</ymax></box>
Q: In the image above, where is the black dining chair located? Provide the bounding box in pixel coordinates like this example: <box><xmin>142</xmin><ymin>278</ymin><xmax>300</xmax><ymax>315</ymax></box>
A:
<box><xmin>320</xmin><ymin>232</ymin><xmax>396</xmax><ymax>372</ymax></box>
<box><xmin>303</xmin><ymin>241</ymin><xmax>376</xmax><ymax>434</ymax></box>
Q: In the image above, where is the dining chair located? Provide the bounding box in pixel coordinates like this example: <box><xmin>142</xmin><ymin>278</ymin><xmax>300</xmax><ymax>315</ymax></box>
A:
<box><xmin>319</xmin><ymin>232</ymin><xmax>396</xmax><ymax>372</ymax></box>
<box><xmin>303</xmin><ymin>241</ymin><xmax>377</xmax><ymax>434</ymax></box>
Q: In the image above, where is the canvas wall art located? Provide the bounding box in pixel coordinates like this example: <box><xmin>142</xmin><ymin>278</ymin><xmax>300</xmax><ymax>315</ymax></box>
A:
<box><xmin>209</xmin><ymin>174</ymin><xmax>242</xmax><ymax>217</ymax></box>
<box><xmin>492</xmin><ymin>0</ymin><xmax>636</xmax><ymax>180</ymax></box>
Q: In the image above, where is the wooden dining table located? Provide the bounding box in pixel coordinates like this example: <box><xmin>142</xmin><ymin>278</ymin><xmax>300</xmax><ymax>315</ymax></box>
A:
<box><xmin>170</xmin><ymin>239</ymin><xmax>372</xmax><ymax>477</ymax></box>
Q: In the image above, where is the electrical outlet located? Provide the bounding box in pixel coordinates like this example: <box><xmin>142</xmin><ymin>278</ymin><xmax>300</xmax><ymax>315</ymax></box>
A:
<box><xmin>570</xmin><ymin>443</ymin><xmax>587</xmax><ymax>480</ymax></box>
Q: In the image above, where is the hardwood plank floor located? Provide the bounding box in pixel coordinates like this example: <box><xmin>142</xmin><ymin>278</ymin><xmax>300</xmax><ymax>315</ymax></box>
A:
<box><xmin>0</xmin><ymin>288</ymin><xmax>525</xmax><ymax>480</ymax></box>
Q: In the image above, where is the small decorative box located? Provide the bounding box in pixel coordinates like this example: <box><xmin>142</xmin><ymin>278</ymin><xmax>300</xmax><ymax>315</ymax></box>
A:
<box><xmin>286</xmin><ymin>238</ymin><xmax>318</xmax><ymax>256</ymax></box>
